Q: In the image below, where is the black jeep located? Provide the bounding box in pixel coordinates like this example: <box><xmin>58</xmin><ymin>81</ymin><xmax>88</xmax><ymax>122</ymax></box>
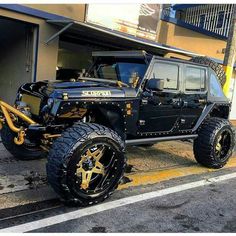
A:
<box><xmin>0</xmin><ymin>50</ymin><xmax>235</xmax><ymax>206</ymax></box>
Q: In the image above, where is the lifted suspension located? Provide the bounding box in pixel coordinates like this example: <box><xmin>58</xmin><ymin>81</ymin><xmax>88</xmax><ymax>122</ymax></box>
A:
<box><xmin>0</xmin><ymin>100</ymin><xmax>37</xmax><ymax>145</ymax></box>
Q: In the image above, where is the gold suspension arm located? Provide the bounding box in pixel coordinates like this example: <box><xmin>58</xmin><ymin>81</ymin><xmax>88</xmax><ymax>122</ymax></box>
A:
<box><xmin>0</xmin><ymin>100</ymin><xmax>37</xmax><ymax>145</ymax></box>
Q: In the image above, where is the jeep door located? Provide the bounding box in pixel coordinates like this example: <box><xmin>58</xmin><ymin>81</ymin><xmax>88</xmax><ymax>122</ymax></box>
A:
<box><xmin>138</xmin><ymin>60</ymin><xmax>182</xmax><ymax>134</ymax></box>
<box><xmin>179</xmin><ymin>64</ymin><xmax>207</xmax><ymax>130</ymax></box>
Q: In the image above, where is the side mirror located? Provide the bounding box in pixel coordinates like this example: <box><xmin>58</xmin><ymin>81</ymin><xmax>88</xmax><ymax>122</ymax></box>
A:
<box><xmin>146</xmin><ymin>78</ymin><xmax>164</xmax><ymax>91</ymax></box>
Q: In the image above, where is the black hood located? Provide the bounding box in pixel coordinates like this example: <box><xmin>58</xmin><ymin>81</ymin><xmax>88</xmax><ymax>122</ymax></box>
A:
<box><xmin>19</xmin><ymin>79</ymin><xmax>137</xmax><ymax>99</ymax></box>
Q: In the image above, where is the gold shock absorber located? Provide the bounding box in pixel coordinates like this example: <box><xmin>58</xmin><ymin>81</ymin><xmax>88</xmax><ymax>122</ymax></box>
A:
<box><xmin>0</xmin><ymin>100</ymin><xmax>37</xmax><ymax>145</ymax></box>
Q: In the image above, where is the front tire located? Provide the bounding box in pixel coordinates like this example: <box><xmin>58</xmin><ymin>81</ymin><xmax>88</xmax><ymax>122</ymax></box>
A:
<box><xmin>46</xmin><ymin>123</ymin><xmax>126</xmax><ymax>206</ymax></box>
<box><xmin>194</xmin><ymin>118</ymin><xmax>235</xmax><ymax>169</ymax></box>
<box><xmin>1</xmin><ymin>125</ymin><xmax>45</xmax><ymax>160</ymax></box>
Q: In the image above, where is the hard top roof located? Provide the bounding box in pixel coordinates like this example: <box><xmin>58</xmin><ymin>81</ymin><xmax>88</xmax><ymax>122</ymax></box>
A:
<box><xmin>92</xmin><ymin>50</ymin><xmax>151</xmax><ymax>59</ymax></box>
<box><xmin>154</xmin><ymin>55</ymin><xmax>209</xmax><ymax>67</ymax></box>
<box><xmin>92</xmin><ymin>50</ymin><xmax>209</xmax><ymax>68</ymax></box>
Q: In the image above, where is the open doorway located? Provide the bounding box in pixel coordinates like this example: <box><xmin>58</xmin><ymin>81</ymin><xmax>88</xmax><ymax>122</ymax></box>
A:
<box><xmin>0</xmin><ymin>17</ymin><xmax>38</xmax><ymax>104</ymax></box>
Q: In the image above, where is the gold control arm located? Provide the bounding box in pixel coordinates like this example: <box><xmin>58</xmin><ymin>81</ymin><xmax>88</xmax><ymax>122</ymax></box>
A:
<box><xmin>0</xmin><ymin>100</ymin><xmax>37</xmax><ymax>145</ymax></box>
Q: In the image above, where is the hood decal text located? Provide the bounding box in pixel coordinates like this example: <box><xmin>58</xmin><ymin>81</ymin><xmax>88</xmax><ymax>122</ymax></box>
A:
<box><xmin>81</xmin><ymin>91</ymin><xmax>112</xmax><ymax>97</ymax></box>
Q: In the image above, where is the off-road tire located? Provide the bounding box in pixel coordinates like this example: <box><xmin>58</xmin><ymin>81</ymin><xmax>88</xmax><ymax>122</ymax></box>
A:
<box><xmin>46</xmin><ymin>123</ymin><xmax>126</xmax><ymax>206</ymax></box>
<box><xmin>0</xmin><ymin>125</ymin><xmax>45</xmax><ymax>160</ymax></box>
<box><xmin>193</xmin><ymin>117</ymin><xmax>234</xmax><ymax>169</ymax></box>
<box><xmin>190</xmin><ymin>56</ymin><xmax>226</xmax><ymax>87</ymax></box>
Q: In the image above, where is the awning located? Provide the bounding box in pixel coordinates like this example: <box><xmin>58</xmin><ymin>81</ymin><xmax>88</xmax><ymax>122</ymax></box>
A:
<box><xmin>46</xmin><ymin>20</ymin><xmax>203</xmax><ymax>57</ymax></box>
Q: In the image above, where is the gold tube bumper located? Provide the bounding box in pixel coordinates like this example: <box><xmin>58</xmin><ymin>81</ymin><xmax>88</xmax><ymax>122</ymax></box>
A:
<box><xmin>0</xmin><ymin>100</ymin><xmax>37</xmax><ymax>145</ymax></box>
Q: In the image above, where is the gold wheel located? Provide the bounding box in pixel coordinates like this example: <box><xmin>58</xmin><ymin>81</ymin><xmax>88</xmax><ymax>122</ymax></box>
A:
<box><xmin>76</xmin><ymin>146</ymin><xmax>106</xmax><ymax>190</ymax></box>
<box><xmin>47</xmin><ymin>123</ymin><xmax>126</xmax><ymax>206</ymax></box>
<box><xmin>214</xmin><ymin>130</ymin><xmax>231</xmax><ymax>160</ymax></box>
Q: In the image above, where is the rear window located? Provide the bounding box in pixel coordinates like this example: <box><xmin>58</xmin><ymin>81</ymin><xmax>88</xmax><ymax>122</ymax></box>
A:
<box><xmin>210</xmin><ymin>73</ymin><xmax>225</xmax><ymax>97</ymax></box>
<box><xmin>185</xmin><ymin>66</ymin><xmax>206</xmax><ymax>92</ymax></box>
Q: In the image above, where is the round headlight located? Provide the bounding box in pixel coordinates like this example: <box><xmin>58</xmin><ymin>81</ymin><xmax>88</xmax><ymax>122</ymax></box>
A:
<box><xmin>16</xmin><ymin>92</ymin><xmax>22</xmax><ymax>101</ymax></box>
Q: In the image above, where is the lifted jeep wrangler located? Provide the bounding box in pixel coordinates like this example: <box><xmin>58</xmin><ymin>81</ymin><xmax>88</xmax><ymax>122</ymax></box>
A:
<box><xmin>0</xmin><ymin>51</ymin><xmax>235</xmax><ymax>206</ymax></box>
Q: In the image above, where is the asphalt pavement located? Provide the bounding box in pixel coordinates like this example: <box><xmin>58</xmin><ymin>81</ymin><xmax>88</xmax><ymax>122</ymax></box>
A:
<box><xmin>0</xmin><ymin>167</ymin><xmax>236</xmax><ymax>232</ymax></box>
<box><xmin>41</xmin><ymin>174</ymin><xmax>236</xmax><ymax>233</ymax></box>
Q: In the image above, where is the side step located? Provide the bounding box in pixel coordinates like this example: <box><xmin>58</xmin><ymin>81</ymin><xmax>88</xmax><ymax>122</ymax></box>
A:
<box><xmin>125</xmin><ymin>134</ymin><xmax>198</xmax><ymax>146</ymax></box>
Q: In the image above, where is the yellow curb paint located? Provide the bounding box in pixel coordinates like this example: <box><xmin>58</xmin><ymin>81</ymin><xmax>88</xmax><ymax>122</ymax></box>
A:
<box><xmin>223</xmin><ymin>65</ymin><xmax>233</xmax><ymax>96</ymax></box>
<box><xmin>118</xmin><ymin>156</ymin><xmax>236</xmax><ymax>190</ymax></box>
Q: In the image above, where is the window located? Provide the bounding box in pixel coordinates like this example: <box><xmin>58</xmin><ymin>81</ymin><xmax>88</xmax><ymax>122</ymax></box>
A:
<box><xmin>199</xmin><ymin>14</ymin><xmax>206</xmax><ymax>28</ymax></box>
<box><xmin>116</xmin><ymin>63</ymin><xmax>147</xmax><ymax>85</ymax></box>
<box><xmin>185</xmin><ymin>67</ymin><xmax>206</xmax><ymax>92</ymax></box>
<box><xmin>152</xmin><ymin>62</ymin><xmax>179</xmax><ymax>90</ymax></box>
<box><xmin>95</xmin><ymin>62</ymin><xmax>147</xmax><ymax>87</ymax></box>
<box><xmin>210</xmin><ymin>73</ymin><xmax>225</xmax><ymax>97</ymax></box>
<box><xmin>216</xmin><ymin>11</ymin><xmax>225</xmax><ymax>28</ymax></box>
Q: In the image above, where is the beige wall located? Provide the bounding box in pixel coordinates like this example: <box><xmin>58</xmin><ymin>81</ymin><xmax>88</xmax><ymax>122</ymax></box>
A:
<box><xmin>0</xmin><ymin>8</ymin><xmax>59</xmax><ymax>82</ymax></box>
<box><xmin>157</xmin><ymin>21</ymin><xmax>227</xmax><ymax>60</ymax></box>
<box><xmin>25</xmin><ymin>4</ymin><xmax>86</xmax><ymax>22</ymax></box>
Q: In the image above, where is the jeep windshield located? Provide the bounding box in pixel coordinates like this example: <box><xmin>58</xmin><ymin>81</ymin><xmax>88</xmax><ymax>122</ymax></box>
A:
<box><xmin>87</xmin><ymin>58</ymin><xmax>148</xmax><ymax>88</ymax></box>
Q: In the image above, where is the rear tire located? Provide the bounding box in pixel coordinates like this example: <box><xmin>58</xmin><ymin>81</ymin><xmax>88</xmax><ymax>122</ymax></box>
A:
<box><xmin>46</xmin><ymin>123</ymin><xmax>126</xmax><ymax>206</ymax></box>
<box><xmin>1</xmin><ymin>125</ymin><xmax>45</xmax><ymax>160</ymax></box>
<box><xmin>193</xmin><ymin>117</ymin><xmax>234</xmax><ymax>169</ymax></box>
<box><xmin>190</xmin><ymin>57</ymin><xmax>226</xmax><ymax>87</ymax></box>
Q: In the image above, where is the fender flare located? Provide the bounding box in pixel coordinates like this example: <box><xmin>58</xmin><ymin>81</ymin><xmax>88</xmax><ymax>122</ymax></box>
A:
<box><xmin>192</xmin><ymin>103</ymin><xmax>215</xmax><ymax>132</ymax></box>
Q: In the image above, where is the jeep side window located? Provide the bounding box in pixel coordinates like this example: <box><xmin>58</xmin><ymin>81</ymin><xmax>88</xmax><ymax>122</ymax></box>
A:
<box><xmin>185</xmin><ymin>67</ymin><xmax>206</xmax><ymax>92</ymax></box>
<box><xmin>152</xmin><ymin>62</ymin><xmax>179</xmax><ymax>90</ymax></box>
<box><xmin>210</xmin><ymin>72</ymin><xmax>225</xmax><ymax>97</ymax></box>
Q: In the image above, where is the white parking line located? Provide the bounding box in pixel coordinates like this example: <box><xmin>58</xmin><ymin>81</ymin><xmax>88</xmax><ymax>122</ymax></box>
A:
<box><xmin>1</xmin><ymin>172</ymin><xmax>236</xmax><ymax>233</ymax></box>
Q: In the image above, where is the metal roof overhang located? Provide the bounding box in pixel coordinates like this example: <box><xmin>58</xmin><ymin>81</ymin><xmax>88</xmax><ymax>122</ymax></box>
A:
<box><xmin>46</xmin><ymin>20</ymin><xmax>203</xmax><ymax>57</ymax></box>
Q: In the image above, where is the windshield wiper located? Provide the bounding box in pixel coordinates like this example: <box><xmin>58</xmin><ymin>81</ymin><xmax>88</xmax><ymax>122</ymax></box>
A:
<box><xmin>78</xmin><ymin>77</ymin><xmax>129</xmax><ymax>87</ymax></box>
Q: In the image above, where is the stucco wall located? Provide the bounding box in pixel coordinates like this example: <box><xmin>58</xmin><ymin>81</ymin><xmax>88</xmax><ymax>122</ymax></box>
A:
<box><xmin>157</xmin><ymin>21</ymin><xmax>227</xmax><ymax>60</ymax></box>
<box><xmin>25</xmin><ymin>4</ymin><xmax>86</xmax><ymax>22</ymax></box>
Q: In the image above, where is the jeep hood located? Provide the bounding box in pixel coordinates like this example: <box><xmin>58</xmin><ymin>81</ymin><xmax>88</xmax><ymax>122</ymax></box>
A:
<box><xmin>19</xmin><ymin>79</ymin><xmax>136</xmax><ymax>99</ymax></box>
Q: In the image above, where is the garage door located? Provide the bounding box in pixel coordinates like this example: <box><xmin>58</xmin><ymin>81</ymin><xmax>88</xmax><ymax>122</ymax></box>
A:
<box><xmin>0</xmin><ymin>17</ymin><xmax>37</xmax><ymax>104</ymax></box>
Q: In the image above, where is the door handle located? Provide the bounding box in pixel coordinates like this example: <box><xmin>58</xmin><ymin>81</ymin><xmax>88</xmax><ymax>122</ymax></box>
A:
<box><xmin>172</xmin><ymin>98</ymin><xmax>182</xmax><ymax>108</ymax></box>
